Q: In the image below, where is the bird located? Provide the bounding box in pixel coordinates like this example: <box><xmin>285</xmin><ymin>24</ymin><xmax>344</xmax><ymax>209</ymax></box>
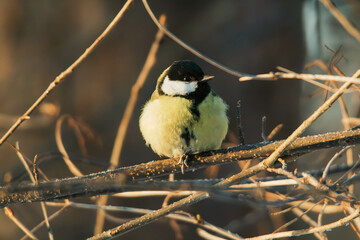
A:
<box><xmin>139</xmin><ymin>60</ymin><xmax>228</xmax><ymax>172</ymax></box>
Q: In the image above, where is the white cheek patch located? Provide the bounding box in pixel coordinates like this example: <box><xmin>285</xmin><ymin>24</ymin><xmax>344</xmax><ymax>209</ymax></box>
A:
<box><xmin>161</xmin><ymin>76</ymin><xmax>198</xmax><ymax>96</ymax></box>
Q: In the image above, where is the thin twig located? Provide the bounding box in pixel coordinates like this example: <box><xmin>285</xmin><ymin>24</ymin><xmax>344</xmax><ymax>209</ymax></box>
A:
<box><xmin>345</xmin><ymin>207</ymin><xmax>360</xmax><ymax>238</ymax></box>
<box><xmin>239</xmin><ymin>71</ymin><xmax>360</xmax><ymax>84</ymax></box>
<box><xmin>266</xmin><ymin>168</ymin><xmax>306</xmax><ymax>189</ymax></box>
<box><xmin>345</xmin><ymin>117</ymin><xmax>360</xmax><ymax>126</ymax></box>
<box><xmin>39</xmin><ymin>202</ymin><xmax>54</xmax><ymax>240</ymax></box>
<box><xmin>335</xmin><ymin>157</ymin><xmax>360</xmax><ymax>186</ymax></box>
<box><xmin>291</xmin><ymin>206</ymin><xmax>326</xmax><ymax>240</ymax></box>
<box><xmin>162</xmin><ymin>178</ymin><xmax>184</xmax><ymax>240</ymax></box>
<box><xmin>67</xmin><ymin>117</ymin><xmax>89</xmax><ymax>156</ymax></box>
<box><xmin>93</xmin><ymin>197</ymin><xmax>109</xmax><ymax>235</ymax></box>
<box><xmin>88</xmin><ymin>192</ymin><xmax>210</xmax><ymax>240</ymax></box>
<box><xmin>0</xmin><ymin>0</ymin><xmax>133</xmax><ymax>147</ymax></box>
<box><xmin>4</xmin><ymin>128</ymin><xmax>360</xmax><ymax>207</ymax></box>
<box><xmin>21</xmin><ymin>204</ymin><xmax>70</xmax><ymax>240</ymax></box>
<box><xmin>48</xmin><ymin>201</ymin><xmax>243</xmax><ymax>240</ymax></box>
<box><xmin>243</xmin><ymin>208</ymin><xmax>360</xmax><ymax>240</ymax></box>
<box><xmin>219</xmin><ymin>70</ymin><xmax>359</xmax><ymax>188</ymax></box>
<box><xmin>261</xmin><ymin>116</ymin><xmax>268</xmax><ymax>142</ymax></box>
<box><xmin>267</xmin><ymin>124</ymin><xmax>283</xmax><ymax>141</ymax></box>
<box><xmin>112</xmin><ymin>191</ymin><xmax>196</xmax><ymax>198</ymax></box>
<box><xmin>15</xmin><ymin>142</ymin><xmax>35</xmax><ymax>183</ymax></box>
<box><xmin>14</xmin><ymin>143</ymin><xmax>54</xmax><ymax>240</ymax></box>
<box><xmin>331</xmin><ymin>67</ymin><xmax>355</xmax><ymax>193</ymax></box>
<box><xmin>93</xmin><ymin>14</ymin><xmax>166</xmax><ymax>235</ymax></box>
<box><xmin>317</xmin><ymin>200</ymin><xmax>328</xmax><ymax>240</ymax></box>
<box><xmin>319</xmin><ymin>0</ymin><xmax>360</xmax><ymax>43</ymax></box>
<box><xmin>7</xmin><ymin>143</ymin><xmax>50</xmax><ymax>182</ymax></box>
<box><xmin>271</xmin><ymin>198</ymin><xmax>312</xmax><ymax>216</ymax></box>
<box><xmin>15</xmin><ymin>142</ymin><xmax>54</xmax><ymax>240</ymax></box>
<box><xmin>33</xmin><ymin>155</ymin><xmax>38</xmax><ymax>183</ymax></box>
<box><xmin>265</xmin><ymin>192</ymin><xmax>343</xmax><ymax>214</ymax></box>
<box><xmin>141</xmin><ymin>0</ymin><xmax>250</xmax><ymax>78</ymax></box>
<box><xmin>109</xmin><ymin>15</ymin><xmax>166</xmax><ymax>169</ymax></box>
<box><xmin>197</xmin><ymin>228</ymin><xmax>229</xmax><ymax>240</ymax></box>
<box><xmin>236</xmin><ymin>100</ymin><xmax>245</xmax><ymax>145</ymax></box>
<box><xmin>55</xmin><ymin>115</ymin><xmax>83</xmax><ymax>176</ymax></box>
<box><xmin>88</xmin><ymin>70</ymin><xmax>360</xmax><ymax>240</ymax></box>
<box><xmin>321</xmin><ymin>146</ymin><xmax>352</xmax><ymax>183</ymax></box>
<box><xmin>273</xmin><ymin>199</ymin><xmax>321</xmax><ymax>233</ymax></box>
<box><xmin>4</xmin><ymin>207</ymin><xmax>38</xmax><ymax>240</ymax></box>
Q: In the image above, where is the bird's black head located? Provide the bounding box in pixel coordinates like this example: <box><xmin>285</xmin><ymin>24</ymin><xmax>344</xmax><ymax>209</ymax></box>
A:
<box><xmin>157</xmin><ymin>60</ymin><xmax>212</xmax><ymax>102</ymax></box>
<box><xmin>167</xmin><ymin>60</ymin><xmax>204</xmax><ymax>82</ymax></box>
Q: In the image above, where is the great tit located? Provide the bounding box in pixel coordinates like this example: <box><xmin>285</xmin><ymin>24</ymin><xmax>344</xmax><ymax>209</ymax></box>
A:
<box><xmin>139</xmin><ymin>60</ymin><xmax>228</xmax><ymax>171</ymax></box>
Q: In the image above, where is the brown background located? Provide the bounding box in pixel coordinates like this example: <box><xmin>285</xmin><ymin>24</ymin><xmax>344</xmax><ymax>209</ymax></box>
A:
<box><xmin>0</xmin><ymin>0</ymin><xmax>356</xmax><ymax>239</ymax></box>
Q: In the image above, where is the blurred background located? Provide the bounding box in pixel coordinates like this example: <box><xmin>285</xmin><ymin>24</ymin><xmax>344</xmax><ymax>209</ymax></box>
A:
<box><xmin>0</xmin><ymin>0</ymin><xmax>359</xmax><ymax>239</ymax></box>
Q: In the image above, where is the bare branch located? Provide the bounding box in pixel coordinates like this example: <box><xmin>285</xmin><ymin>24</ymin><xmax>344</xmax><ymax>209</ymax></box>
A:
<box><xmin>319</xmin><ymin>0</ymin><xmax>360</xmax><ymax>43</ymax></box>
<box><xmin>141</xmin><ymin>0</ymin><xmax>250</xmax><ymax>78</ymax></box>
<box><xmin>2</xmin><ymin>128</ymin><xmax>360</xmax><ymax>207</ymax></box>
<box><xmin>4</xmin><ymin>207</ymin><xmax>38</xmax><ymax>240</ymax></box>
<box><xmin>243</xmin><ymin>208</ymin><xmax>360</xmax><ymax>240</ymax></box>
<box><xmin>55</xmin><ymin>115</ymin><xmax>83</xmax><ymax>177</ymax></box>
<box><xmin>0</xmin><ymin>0</ymin><xmax>134</xmax><ymax>146</ymax></box>
<box><xmin>93</xmin><ymin>14</ymin><xmax>166</xmax><ymax>235</ymax></box>
<box><xmin>239</xmin><ymin>71</ymin><xmax>360</xmax><ymax>84</ymax></box>
<box><xmin>88</xmin><ymin>73</ymin><xmax>356</xmax><ymax>239</ymax></box>
<box><xmin>321</xmin><ymin>146</ymin><xmax>351</xmax><ymax>182</ymax></box>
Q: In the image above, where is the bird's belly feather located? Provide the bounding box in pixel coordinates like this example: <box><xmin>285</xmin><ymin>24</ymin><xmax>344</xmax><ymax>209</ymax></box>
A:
<box><xmin>139</xmin><ymin>94</ymin><xmax>228</xmax><ymax>157</ymax></box>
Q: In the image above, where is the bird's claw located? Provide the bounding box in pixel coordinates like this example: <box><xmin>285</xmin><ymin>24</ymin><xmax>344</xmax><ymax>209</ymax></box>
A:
<box><xmin>178</xmin><ymin>154</ymin><xmax>190</xmax><ymax>174</ymax></box>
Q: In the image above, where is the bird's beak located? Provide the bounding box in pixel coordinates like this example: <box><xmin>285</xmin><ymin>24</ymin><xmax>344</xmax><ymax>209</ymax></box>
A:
<box><xmin>201</xmin><ymin>75</ymin><xmax>214</xmax><ymax>82</ymax></box>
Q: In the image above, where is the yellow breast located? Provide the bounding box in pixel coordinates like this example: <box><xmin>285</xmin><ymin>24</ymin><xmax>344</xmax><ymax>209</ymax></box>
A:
<box><xmin>139</xmin><ymin>93</ymin><xmax>228</xmax><ymax>157</ymax></box>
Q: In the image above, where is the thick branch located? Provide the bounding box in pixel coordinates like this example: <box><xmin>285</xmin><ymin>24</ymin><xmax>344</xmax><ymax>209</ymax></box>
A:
<box><xmin>1</xmin><ymin>128</ymin><xmax>360</xmax><ymax>208</ymax></box>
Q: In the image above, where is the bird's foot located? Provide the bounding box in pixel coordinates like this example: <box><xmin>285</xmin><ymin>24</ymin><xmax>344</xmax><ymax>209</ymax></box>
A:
<box><xmin>178</xmin><ymin>154</ymin><xmax>190</xmax><ymax>174</ymax></box>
